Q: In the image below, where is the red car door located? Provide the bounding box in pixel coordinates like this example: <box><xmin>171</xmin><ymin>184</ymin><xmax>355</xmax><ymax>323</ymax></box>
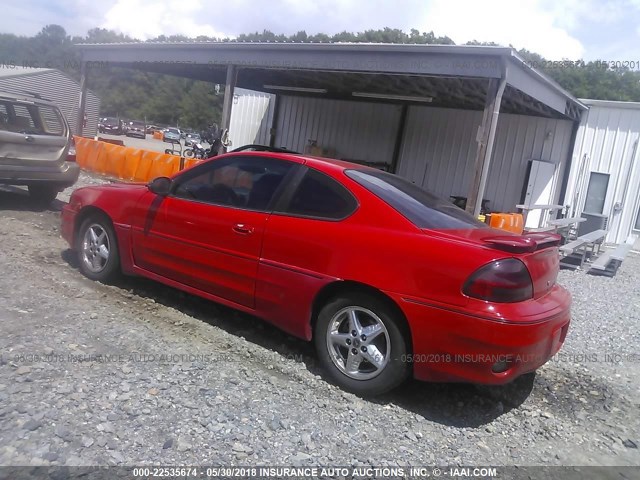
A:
<box><xmin>131</xmin><ymin>155</ymin><xmax>296</xmax><ymax>308</ymax></box>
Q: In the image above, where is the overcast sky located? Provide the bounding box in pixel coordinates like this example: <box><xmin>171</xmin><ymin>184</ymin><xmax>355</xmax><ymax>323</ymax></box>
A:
<box><xmin>1</xmin><ymin>0</ymin><xmax>637</xmax><ymax>61</ymax></box>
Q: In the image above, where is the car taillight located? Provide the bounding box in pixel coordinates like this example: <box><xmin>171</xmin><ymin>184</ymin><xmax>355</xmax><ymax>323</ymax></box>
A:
<box><xmin>463</xmin><ymin>258</ymin><xmax>533</xmax><ymax>303</ymax></box>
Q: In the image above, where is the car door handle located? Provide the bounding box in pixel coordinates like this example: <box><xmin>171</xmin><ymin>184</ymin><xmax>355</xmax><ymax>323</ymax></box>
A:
<box><xmin>24</xmin><ymin>136</ymin><xmax>35</xmax><ymax>143</ymax></box>
<box><xmin>232</xmin><ymin>224</ymin><xmax>254</xmax><ymax>235</ymax></box>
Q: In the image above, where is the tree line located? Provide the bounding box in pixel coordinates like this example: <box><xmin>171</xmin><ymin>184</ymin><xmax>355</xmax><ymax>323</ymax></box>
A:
<box><xmin>1</xmin><ymin>25</ymin><xmax>638</xmax><ymax>129</ymax></box>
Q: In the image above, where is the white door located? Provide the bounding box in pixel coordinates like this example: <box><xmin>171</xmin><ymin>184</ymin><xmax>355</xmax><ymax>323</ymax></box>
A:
<box><xmin>524</xmin><ymin>160</ymin><xmax>556</xmax><ymax>228</ymax></box>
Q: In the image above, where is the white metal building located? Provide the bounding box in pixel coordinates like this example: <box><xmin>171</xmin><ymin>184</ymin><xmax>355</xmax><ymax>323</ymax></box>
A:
<box><xmin>0</xmin><ymin>66</ymin><xmax>100</xmax><ymax>136</ymax></box>
<box><xmin>564</xmin><ymin>99</ymin><xmax>640</xmax><ymax>246</ymax></box>
<box><xmin>230</xmin><ymin>91</ymin><xmax>575</xmax><ymax>215</ymax></box>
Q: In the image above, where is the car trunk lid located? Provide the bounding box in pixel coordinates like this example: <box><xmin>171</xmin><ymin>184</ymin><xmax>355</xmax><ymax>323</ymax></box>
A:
<box><xmin>425</xmin><ymin>228</ymin><xmax>561</xmax><ymax>298</ymax></box>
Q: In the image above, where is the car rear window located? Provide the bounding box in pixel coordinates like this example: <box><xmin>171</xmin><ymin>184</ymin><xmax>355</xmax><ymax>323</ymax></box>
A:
<box><xmin>345</xmin><ymin>169</ymin><xmax>488</xmax><ymax>230</ymax></box>
<box><xmin>11</xmin><ymin>104</ymin><xmax>37</xmax><ymax>130</ymax></box>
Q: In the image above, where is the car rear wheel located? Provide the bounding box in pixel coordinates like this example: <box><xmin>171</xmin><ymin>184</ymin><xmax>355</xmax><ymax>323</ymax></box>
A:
<box><xmin>77</xmin><ymin>215</ymin><xmax>120</xmax><ymax>282</ymax></box>
<box><xmin>28</xmin><ymin>185</ymin><xmax>59</xmax><ymax>205</ymax></box>
<box><xmin>314</xmin><ymin>293</ymin><xmax>410</xmax><ymax>396</ymax></box>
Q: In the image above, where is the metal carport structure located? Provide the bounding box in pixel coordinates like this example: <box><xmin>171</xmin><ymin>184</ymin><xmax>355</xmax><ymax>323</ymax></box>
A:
<box><xmin>74</xmin><ymin>42</ymin><xmax>586</xmax><ymax>215</ymax></box>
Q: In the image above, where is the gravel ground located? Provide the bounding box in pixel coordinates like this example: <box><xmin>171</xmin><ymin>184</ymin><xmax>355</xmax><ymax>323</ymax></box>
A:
<box><xmin>0</xmin><ymin>172</ymin><xmax>639</xmax><ymax>470</ymax></box>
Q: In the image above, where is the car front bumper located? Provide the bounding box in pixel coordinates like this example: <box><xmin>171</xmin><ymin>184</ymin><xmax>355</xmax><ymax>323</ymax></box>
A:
<box><xmin>0</xmin><ymin>161</ymin><xmax>80</xmax><ymax>189</ymax></box>
<box><xmin>390</xmin><ymin>285</ymin><xmax>571</xmax><ymax>385</ymax></box>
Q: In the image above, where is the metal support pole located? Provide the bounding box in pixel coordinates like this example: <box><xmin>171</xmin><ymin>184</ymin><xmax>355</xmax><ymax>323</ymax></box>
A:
<box><xmin>466</xmin><ymin>62</ymin><xmax>507</xmax><ymax>217</ymax></box>
<box><xmin>76</xmin><ymin>61</ymin><xmax>88</xmax><ymax>137</ymax></box>
<box><xmin>219</xmin><ymin>64</ymin><xmax>237</xmax><ymax>154</ymax></box>
<box><xmin>268</xmin><ymin>94</ymin><xmax>281</xmax><ymax>148</ymax></box>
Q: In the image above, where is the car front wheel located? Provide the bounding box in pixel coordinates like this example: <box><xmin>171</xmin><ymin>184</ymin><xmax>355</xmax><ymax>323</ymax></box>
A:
<box><xmin>314</xmin><ymin>293</ymin><xmax>410</xmax><ymax>396</ymax></box>
<box><xmin>77</xmin><ymin>215</ymin><xmax>120</xmax><ymax>282</ymax></box>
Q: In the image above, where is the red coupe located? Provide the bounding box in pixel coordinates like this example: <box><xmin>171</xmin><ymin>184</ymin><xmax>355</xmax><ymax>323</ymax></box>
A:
<box><xmin>61</xmin><ymin>150</ymin><xmax>571</xmax><ymax>396</ymax></box>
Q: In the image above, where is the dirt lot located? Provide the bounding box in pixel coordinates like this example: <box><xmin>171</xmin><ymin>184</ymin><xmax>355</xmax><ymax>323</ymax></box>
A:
<box><xmin>0</xmin><ymin>173</ymin><xmax>639</xmax><ymax>470</ymax></box>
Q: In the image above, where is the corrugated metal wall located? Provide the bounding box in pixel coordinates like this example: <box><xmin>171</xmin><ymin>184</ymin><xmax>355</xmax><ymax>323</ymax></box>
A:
<box><xmin>397</xmin><ymin>106</ymin><xmax>574</xmax><ymax>213</ymax></box>
<box><xmin>229</xmin><ymin>87</ymin><xmax>274</xmax><ymax>148</ymax></box>
<box><xmin>0</xmin><ymin>70</ymin><xmax>100</xmax><ymax>137</ymax></box>
<box><xmin>274</xmin><ymin>96</ymin><xmax>402</xmax><ymax>164</ymax></box>
<box><xmin>564</xmin><ymin>102</ymin><xmax>640</xmax><ymax>244</ymax></box>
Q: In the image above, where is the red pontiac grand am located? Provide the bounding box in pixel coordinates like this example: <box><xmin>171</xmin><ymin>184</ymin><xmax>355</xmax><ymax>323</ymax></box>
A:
<box><xmin>61</xmin><ymin>149</ymin><xmax>571</xmax><ymax>396</ymax></box>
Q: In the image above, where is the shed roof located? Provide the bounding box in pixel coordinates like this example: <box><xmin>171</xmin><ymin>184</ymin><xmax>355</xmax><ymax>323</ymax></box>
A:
<box><xmin>77</xmin><ymin>41</ymin><xmax>586</xmax><ymax>121</ymax></box>
<box><xmin>579</xmin><ymin>98</ymin><xmax>640</xmax><ymax>110</ymax></box>
<box><xmin>0</xmin><ymin>66</ymin><xmax>56</xmax><ymax>78</ymax></box>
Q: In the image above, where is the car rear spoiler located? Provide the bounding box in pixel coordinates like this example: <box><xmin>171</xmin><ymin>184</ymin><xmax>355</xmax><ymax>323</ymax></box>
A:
<box><xmin>482</xmin><ymin>232</ymin><xmax>562</xmax><ymax>253</ymax></box>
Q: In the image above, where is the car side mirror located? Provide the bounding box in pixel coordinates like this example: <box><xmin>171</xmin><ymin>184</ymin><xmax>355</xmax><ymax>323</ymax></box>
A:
<box><xmin>148</xmin><ymin>177</ymin><xmax>172</xmax><ymax>196</ymax></box>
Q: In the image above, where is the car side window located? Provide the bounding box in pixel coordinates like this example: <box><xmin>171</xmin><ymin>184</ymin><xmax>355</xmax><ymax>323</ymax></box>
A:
<box><xmin>280</xmin><ymin>168</ymin><xmax>358</xmax><ymax>220</ymax></box>
<box><xmin>173</xmin><ymin>156</ymin><xmax>294</xmax><ymax>211</ymax></box>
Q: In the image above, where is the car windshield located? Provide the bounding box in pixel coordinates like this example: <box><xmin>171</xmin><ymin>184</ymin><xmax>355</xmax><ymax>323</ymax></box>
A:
<box><xmin>345</xmin><ymin>169</ymin><xmax>488</xmax><ymax>230</ymax></box>
<box><xmin>104</xmin><ymin>117</ymin><xmax>118</xmax><ymax>124</ymax></box>
<box><xmin>168</xmin><ymin>128</ymin><xmax>179</xmax><ymax>134</ymax></box>
<box><xmin>131</xmin><ymin>121</ymin><xmax>144</xmax><ymax>127</ymax></box>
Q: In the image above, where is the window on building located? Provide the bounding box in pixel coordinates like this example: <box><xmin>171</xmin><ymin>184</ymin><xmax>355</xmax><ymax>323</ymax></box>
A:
<box><xmin>584</xmin><ymin>172</ymin><xmax>610</xmax><ymax>214</ymax></box>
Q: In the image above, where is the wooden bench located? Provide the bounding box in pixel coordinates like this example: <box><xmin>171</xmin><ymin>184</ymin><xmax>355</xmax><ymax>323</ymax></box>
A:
<box><xmin>547</xmin><ymin>216</ymin><xmax>586</xmax><ymax>242</ymax></box>
<box><xmin>589</xmin><ymin>242</ymin><xmax>634</xmax><ymax>276</ymax></box>
<box><xmin>559</xmin><ymin>238</ymin><xmax>587</xmax><ymax>256</ymax></box>
<box><xmin>611</xmin><ymin>242</ymin><xmax>633</xmax><ymax>261</ymax></box>
<box><xmin>548</xmin><ymin>216</ymin><xmax>586</xmax><ymax>228</ymax></box>
<box><xmin>589</xmin><ymin>251</ymin><xmax>612</xmax><ymax>271</ymax></box>
<box><xmin>560</xmin><ymin>229</ymin><xmax>608</xmax><ymax>268</ymax></box>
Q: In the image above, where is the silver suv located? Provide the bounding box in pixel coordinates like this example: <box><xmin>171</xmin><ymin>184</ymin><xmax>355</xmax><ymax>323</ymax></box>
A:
<box><xmin>0</xmin><ymin>90</ymin><xmax>79</xmax><ymax>204</ymax></box>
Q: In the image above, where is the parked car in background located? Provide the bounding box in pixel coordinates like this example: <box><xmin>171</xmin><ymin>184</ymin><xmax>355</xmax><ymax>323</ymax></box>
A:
<box><xmin>61</xmin><ymin>149</ymin><xmax>571</xmax><ymax>396</ymax></box>
<box><xmin>126</xmin><ymin>120</ymin><xmax>146</xmax><ymax>139</ymax></box>
<box><xmin>146</xmin><ymin>125</ymin><xmax>159</xmax><ymax>134</ymax></box>
<box><xmin>0</xmin><ymin>90</ymin><xmax>79</xmax><ymax>204</ymax></box>
<box><xmin>163</xmin><ymin>127</ymin><xmax>181</xmax><ymax>143</ymax></box>
<box><xmin>100</xmin><ymin>117</ymin><xmax>123</xmax><ymax>135</ymax></box>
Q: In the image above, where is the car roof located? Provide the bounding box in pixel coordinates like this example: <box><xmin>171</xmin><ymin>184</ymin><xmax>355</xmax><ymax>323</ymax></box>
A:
<box><xmin>224</xmin><ymin>150</ymin><xmax>373</xmax><ymax>176</ymax></box>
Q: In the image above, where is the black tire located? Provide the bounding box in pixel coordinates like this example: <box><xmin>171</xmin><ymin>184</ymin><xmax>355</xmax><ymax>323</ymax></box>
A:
<box><xmin>76</xmin><ymin>215</ymin><xmax>121</xmax><ymax>282</ymax></box>
<box><xmin>28</xmin><ymin>185</ymin><xmax>59</xmax><ymax>205</ymax></box>
<box><xmin>184</xmin><ymin>149</ymin><xmax>194</xmax><ymax>158</ymax></box>
<box><xmin>314</xmin><ymin>293</ymin><xmax>410</xmax><ymax>396</ymax></box>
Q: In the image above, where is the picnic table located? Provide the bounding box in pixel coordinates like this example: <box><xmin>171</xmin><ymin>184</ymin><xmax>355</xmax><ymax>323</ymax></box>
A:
<box><xmin>516</xmin><ymin>204</ymin><xmax>564</xmax><ymax>229</ymax></box>
<box><xmin>589</xmin><ymin>242</ymin><xmax>634</xmax><ymax>275</ymax></box>
<box><xmin>547</xmin><ymin>216</ymin><xmax>586</xmax><ymax>237</ymax></box>
<box><xmin>559</xmin><ymin>229</ymin><xmax>608</xmax><ymax>268</ymax></box>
